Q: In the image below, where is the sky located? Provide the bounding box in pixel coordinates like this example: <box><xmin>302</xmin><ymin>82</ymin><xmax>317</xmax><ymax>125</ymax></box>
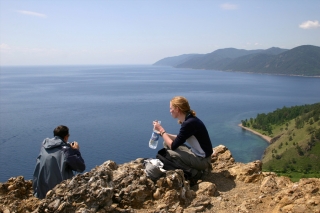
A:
<box><xmin>0</xmin><ymin>0</ymin><xmax>320</xmax><ymax>66</ymax></box>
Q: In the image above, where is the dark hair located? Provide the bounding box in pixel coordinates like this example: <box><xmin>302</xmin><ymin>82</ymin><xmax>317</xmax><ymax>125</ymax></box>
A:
<box><xmin>53</xmin><ymin>125</ymin><xmax>69</xmax><ymax>138</ymax></box>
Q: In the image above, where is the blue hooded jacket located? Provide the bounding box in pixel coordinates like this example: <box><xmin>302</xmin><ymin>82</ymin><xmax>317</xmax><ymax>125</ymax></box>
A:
<box><xmin>32</xmin><ymin>136</ymin><xmax>85</xmax><ymax>199</ymax></box>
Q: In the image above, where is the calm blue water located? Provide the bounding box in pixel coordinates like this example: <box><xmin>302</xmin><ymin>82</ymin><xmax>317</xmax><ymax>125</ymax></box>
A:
<box><xmin>0</xmin><ymin>65</ymin><xmax>319</xmax><ymax>182</ymax></box>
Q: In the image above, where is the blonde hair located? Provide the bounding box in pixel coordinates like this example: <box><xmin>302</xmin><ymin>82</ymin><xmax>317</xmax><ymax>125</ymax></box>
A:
<box><xmin>170</xmin><ymin>96</ymin><xmax>196</xmax><ymax>124</ymax></box>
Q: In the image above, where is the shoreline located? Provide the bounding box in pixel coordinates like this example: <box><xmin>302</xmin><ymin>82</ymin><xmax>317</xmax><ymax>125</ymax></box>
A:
<box><xmin>238</xmin><ymin>123</ymin><xmax>272</xmax><ymax>144</ymax></box>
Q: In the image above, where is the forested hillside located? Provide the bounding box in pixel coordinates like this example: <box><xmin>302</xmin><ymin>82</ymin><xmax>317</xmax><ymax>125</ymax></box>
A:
<box><xmin>241</xmin><ymin>102</ymin><xmax>320</xmax><ymax>181</ymax></box>
<box><xmin>153</xmin><ymin>45</ymin><xmax>320</xmax><ymax>76</ymax></box>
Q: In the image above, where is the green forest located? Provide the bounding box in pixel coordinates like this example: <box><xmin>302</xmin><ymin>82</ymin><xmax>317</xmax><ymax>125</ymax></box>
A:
<box><xmin>241</xmin><ymin>102</ymin><xmax>320</xmax><ymax>181</ymax></box>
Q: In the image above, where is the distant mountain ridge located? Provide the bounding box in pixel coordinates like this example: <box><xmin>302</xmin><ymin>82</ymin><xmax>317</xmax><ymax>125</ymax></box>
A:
<box><xmin>153</xmin><ymin>54</ymin><xmax>202</xmax><ymax>67</ymax></box>
<box><xmin>153</xmin><ymin>45</ymin><xmax>320</xmax><ymax>76</ymax></box>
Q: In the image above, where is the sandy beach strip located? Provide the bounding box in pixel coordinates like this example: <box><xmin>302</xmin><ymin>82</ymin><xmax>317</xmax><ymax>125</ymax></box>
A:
<box><xmin>238</xmin><ymin>123</ymin><xmax>272</xmax><ymax>143</ymax></box>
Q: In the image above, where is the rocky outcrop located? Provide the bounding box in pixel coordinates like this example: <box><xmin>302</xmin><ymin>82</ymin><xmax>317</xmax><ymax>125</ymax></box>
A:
<box><xmin>1</xmin><ymin>145</ymin><xmax>320</xmax><ymax>213</ymax></box>
<box><xmin>270</xmin><ymin>133</ymin><xmax>284</xmax><ymax>144</ymax></box>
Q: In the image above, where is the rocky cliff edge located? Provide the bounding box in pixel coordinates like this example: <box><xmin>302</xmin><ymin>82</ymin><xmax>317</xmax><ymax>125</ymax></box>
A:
<box><xmin>1</xmin><ymin>145</ymin><xmax>320</xmax><ymax>213</ymax></box>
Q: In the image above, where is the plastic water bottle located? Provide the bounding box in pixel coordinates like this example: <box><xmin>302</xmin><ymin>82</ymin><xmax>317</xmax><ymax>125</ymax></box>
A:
<box><xmin>149</xmin><ymin>121</ymin><xmax>161</xmax><ymax>149</ymax></box>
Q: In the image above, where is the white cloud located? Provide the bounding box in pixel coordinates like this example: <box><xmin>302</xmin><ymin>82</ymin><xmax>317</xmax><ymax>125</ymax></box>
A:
<box><xmin>299</xmin><ymin>20</ymin><xmax>320</xmax><ymax>29</ymax></box>
<box><xmin>114</xmin><ymin>49</ymin><xmax>127</xmax><ymax>53</ymax></box>
<box><xmin>17</xmin><ymin>10</ymin><xmax>47</xmax><ymax>18</ymax></box>
<box><xmin>0</xmin><ymin>43</ymin><xmax>11</xmax><ymax>50</ymax></box>
<box><xmin>220</xmin><ymin>3</ymin><xmax>238</xmax><ymax>10</ymax></box>
<box><xmin>0</xmin><ymin>43</ymin><xmax>52</xmax><ymax>54</ymax></box>
<box><xmin>244</xmin><ymin>42</ymin><xmax>262</xmax><ymax>47</ymax></box>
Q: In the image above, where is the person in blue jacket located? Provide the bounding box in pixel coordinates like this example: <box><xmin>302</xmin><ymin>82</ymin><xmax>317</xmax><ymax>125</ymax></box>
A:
<box><xmin>153</xmin><ymin>96</ymin><xmax>213</xmax><ymax>182</ymax></box>
<box><xmin>32</xmin><ymin>125</ymin><xmax>85</xmax><ymax>199</ymax></box>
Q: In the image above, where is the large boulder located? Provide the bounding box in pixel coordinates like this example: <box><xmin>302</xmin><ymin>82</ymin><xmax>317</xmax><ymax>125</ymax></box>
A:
<box><xmin>34</xmin><ymin>160</ymin><xmax>115</xmax><ymax>213</ymax></box>
<box><xmin>228</xmin><ymin>160</ymin><xmax>263</xmax><ymax>183</ymax></box>
<box><xmin>0</xmin><ymin>176</ymin><xmax>39</xmax><ymax>212</ymax></box>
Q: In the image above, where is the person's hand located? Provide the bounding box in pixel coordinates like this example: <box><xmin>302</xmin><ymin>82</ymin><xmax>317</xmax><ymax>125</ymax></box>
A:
<box><xmin>70</xmin><ymin>141</ymin><xmax>80</xmax><ymax>150</ymax></box>
<box><xmin>153</xmin><ymin>120</ymin><xmax>164</xmax><ymax>133</ymax></box>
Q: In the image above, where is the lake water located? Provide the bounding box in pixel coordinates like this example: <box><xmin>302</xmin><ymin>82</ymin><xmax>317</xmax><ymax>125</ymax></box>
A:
<box><xmin>0</xmin><ymin>65</ymin><xmax>319</xmax><ymax>182</ymax></box>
